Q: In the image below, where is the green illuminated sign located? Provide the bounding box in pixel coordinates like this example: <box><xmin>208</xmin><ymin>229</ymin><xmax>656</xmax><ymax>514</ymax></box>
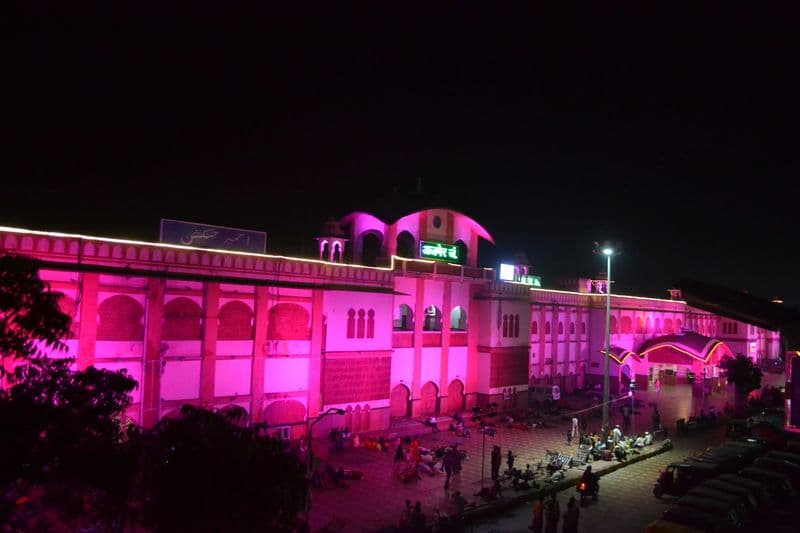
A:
<box><xmin>520</xmin><ymin>275</ymin><xmax>542</xmax><ymax>287</ymax></box>
<box><xmin>419</xmin><ymin>240</ymin><xmax>460</xmax><ymax>262</ymax></box>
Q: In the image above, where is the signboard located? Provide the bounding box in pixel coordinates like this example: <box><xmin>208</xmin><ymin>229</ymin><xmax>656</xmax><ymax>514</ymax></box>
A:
<box><xmin>498</xmin><ymin>263</ymin><xmax>542</xmax><ymax>287</ymax></box>
<box><xmin>323</xmin><ymin>356</ymin><xmax>392</xmax><ymax>404</ymax></box>
<box><xmin>419</xmin><ymin>240</ymin><xmax>460</xmax><ymax>263</ymax></box>
<box><xmin>160</xmin><ymin>219</ymin><xmax>267</xmax><ymax>254</ymax></box>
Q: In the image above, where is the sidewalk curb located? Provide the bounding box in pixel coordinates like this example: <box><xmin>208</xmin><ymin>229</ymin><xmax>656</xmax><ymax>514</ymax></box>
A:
<box><xmin>459</xmin><ymin>441</ymin><xmax>673</xmax><ymax>524</ymax></box>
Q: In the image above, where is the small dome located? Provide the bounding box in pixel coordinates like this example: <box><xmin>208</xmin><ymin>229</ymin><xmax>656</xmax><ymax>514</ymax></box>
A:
<box><xmin>319</xmin><ymin>218</ymin><xmax>345</xmax><ymax>237</ymax></box>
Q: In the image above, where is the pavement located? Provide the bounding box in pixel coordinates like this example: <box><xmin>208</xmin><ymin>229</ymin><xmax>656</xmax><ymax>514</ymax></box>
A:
<box><xmin>306</xmin><ymin>377</ymin><xmax>760</xmax><ymax>533</ymax></box>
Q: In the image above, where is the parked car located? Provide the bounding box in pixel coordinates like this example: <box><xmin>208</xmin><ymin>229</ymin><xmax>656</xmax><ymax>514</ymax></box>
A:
<box><xmin>674</xmin><ymin>494</ymin><xmax>745</xmax><ymax>529</ymax></box>
<box><xmin>661</xmin><ymin>503</ymin><xmax>741</xmax><ymax>532</ymax></box>
<box><xmin>644</xmin><ymin>519</ymin><xmax>705</xmax><ymax>533</ymax></box>
<box><xmin>685</xmin><ymin>486</ymin><xmax>752</xmax><ymax>523</ymax></box>
<box><xmin>763</xmin><ymin>450</ymin><xmax>800</xmax><ymax>467</ymax></box>
<box><xmin>700</xmin><ymin>478</ymin><xmax>763</xmax><ymax>513</ymax></box>
<box><xmin>653</xmin><ymin>461</ymin><xmax>722</xmax><ymax>498</ymax></box>
<box><xmin>716</xmin><ymin>474</ymin><xmax>775</xmax><ymax>509</ymax></box>
<box><xmin>738</xmin><ymin>467</ymin><xmax>795</xmax><ymax>501</ymax></box>
<box><xmin>752</xmin><ymin>456</ymin><xmax>800</xmax><ymax>489</ymax></box>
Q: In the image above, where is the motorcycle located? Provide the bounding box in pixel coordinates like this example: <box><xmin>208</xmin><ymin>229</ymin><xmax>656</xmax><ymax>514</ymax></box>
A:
<box><xmin>576</xmin><ymin>476</ymin><xmax>599</xmax><ymax>504</ymax></box>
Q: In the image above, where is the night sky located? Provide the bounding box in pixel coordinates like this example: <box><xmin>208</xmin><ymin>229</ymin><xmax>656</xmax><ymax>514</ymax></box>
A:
<box><xmin>5</xmin><ymin>4</ymin><xmax>798</xmax><ymax>305</ymax></box>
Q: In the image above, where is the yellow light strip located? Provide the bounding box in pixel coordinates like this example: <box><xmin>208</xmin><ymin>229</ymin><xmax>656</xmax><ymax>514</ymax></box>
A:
<box><xmin>529</xmin><ymin>287</ymin><xmax>686</xmax><ymax>304</ymax></box>
<box><xmin>0</xmin><ymin>225</ymin><xmax>493</xmax><ymax>274</ymax></box>
<box><xmin>640</xmin><ymin>341</ymin><xmax>723</xmax><ymax>363</ymax></box>
<box><xmin>598</xmin><ymin>348</ymin><xmax>638</xmax><ymax>364</ymax></box>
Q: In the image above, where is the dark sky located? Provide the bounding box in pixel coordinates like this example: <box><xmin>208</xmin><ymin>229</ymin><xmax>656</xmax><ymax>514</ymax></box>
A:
<box><xmin>5</xmin><ymin>3</ymin><xmax>799</xmax><ymax>305</ymax></box>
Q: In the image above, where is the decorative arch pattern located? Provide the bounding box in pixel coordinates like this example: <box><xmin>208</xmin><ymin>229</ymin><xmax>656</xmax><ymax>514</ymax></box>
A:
<box><xmin>218</xmin><ymin>300</ymin><xmax>253</xmax><ymax>340</ymax></box>
<box><xmin>263</xmin><ymin>400</ymin><xmax>306</xmax><ymax>426</ymax></box>
<box><xmin>97</xmin><ymin>294</ymin><xmax>144</xmax><ymax>341</ymax></box>
<box><xmin>163</xmin><ymin>297</ymin><xmax>202</xmax><ymax>340</ymax></box>
<box><xmin>268</xmin><ymin>303</ymin><xmax>310</xmax><ymax>340</ymax></box>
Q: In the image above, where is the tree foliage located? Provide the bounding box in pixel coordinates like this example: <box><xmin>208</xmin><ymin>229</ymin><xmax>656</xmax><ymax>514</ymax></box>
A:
<box><xmin>136</xmin><ymin>405</ymin><xmax>307</xmax><ymax>532</ymax></box>
<box><xmin>0</xmin><ymin>255</ymin><xmax>70</xmax><ymax>373</ymax></box>
<box><xmin>720</xmin><ymin>353</ymin><xmax>763</xmax><ymax>397</ymax></box>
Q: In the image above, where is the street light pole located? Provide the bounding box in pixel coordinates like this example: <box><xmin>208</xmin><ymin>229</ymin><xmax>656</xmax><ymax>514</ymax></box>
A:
<box><xmin>602</xmin><ymin>248</ymin><xmax>613</xmax><ymax>437</ymax></box>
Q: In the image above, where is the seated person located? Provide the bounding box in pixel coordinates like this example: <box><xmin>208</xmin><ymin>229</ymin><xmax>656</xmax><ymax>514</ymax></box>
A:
<box><xmin>524</xmin><ymin>464</ymin><xmax>535</xmax><ymax>480</ymax></box>
<box><xmin>643</xmin><ymin>432</ymin><xmax>654</xmax><ymax>446</ymax></box>
<box><xmin>633</xmin><ymin>435</ymin><xmax>646</xmax><ymax>448</ymax></box>
<box><xmin>581</xmin><ymin>465</ymin><xmax>598</xmax><ymax>491</ymax></box>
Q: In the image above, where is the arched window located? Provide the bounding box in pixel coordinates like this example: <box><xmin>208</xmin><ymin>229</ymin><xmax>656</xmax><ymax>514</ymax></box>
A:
<box><xmin>450</xmin><ymin>306</ymin><xmax>467</xmax><ymax>331</ymax></box>
<box><xmin>218</xmin><ymin>300</ymin><xmax>254</xmax><ymax>340</ymax></box>
<box><xmin>655</xmin><ymin>318</ymin><xmax>661</xmax><ymax>334</ymax></box>
<box><xmin>664</xmin><ymin>318</ymin><xmax>673</xmax><ymax>334</ymax></box>
<box><xmin>357</xmin><ymin>309</ymin><xmax>366</xmax><ymax>338</ymax></box>
<box><xmin>581</xmin><ymin>322</ymin><xmax>586</xmax><ymax>335</ymax></box>
<box><xmin>558</xmin><ymin>322</ymin><xmax>564</xmax><ymax>335</ymax></box>
<box><xmin>268</xmin><ymin>303</ymin><xmax>311</xmax><ymax>340</ymax></box>
<box><xmin>361</xmin><ymin>232</ymin><xmax>382</xmax><ymax>267</ymax></box>
<box><xmin>620</xmin><ymin>316</ymin><xmax>632</xmax><ymax>334</ymax></box>
<box><xmin>502</xmin><ymin>314</ymin><xmax>509</xmax><ymax>337</ymax></box>
<box><xmin>514</xmin><ymin>315</ymin><xmax>520</xmax><ymax>338</ymax></box>
<box><xmin>367</xmin><ymin>309</ymin><xmax>375</xmax><ymax>338</ymax></box>
<box><xmin>346</xmin><ymin>309</ymin><xmax>356</xmax><ymax>339</ymax></box>
<box><xmin>569</xmin><ymin>322</ymin><xmax>575</xmax><ymax>335</ymax></box>
<box><xmin>675</xmin><ymin>319</ymin><xmax>682</xmax><ymax>332</ymax></box>
<box><xmin>56</xmin><ymin>294</ymin><xmax>79</xmax><ymax>339</ymax></box>
<box><xmin>163</xmin><ymin>297</ymin><xmax>202</xmax><ymax>340</ymax></box>
<box><xmin>610</xmin><ymin>316</ymin><xmax>617</xmax><ymax>334</ymax></box>
<box><xmin>545</xmin><ymin>321</ymin><xmax>551</xmax><ymax>335</ymax></box>
<box><xmin>97</xmin><ymin>294</ymin><xmax>144</xmax><ymax>341</ymax></box>
<box><xmin>396</xmin><ymin>231</ymin><xmax>415</xmax><ymax>259</ymax></box>
<box><xmin>423</xmin><ymin>305</ymin><xmax>442</xmax><ymax>331</ymax></box>
<box><xmin>646</xmin><ymin>317</ymin><xmax>652</xmax><ymax>334</ymax></box>
<box><xmin>532</xmin><ymin>321</ymin><xmax>538</xmax><ymax>335</ymax></box>
<box><xmin>733</xmin><ymin>322</ymin><xmax>738</xmax><ymax>335</ymax></box>
<box><xmin>394</xmin><ymin>304</ymin><xmax>413</xmax><ymax>330</ymax></box>
<box><xmin>636</xmin><ymin>316</ymin><xmax>645</xmax><ymax>334</ymax></box>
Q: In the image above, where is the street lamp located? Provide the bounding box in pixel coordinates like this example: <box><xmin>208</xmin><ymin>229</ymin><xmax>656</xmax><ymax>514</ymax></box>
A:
<box><xmin>599</xmin><ymin>245</ymin><xmax>614</xmax><ymax>438</ymax></box>
<box><xmin>305</xmin><ymin>407</ymin><xmax>346</xmax><ymax>519</ymax></box>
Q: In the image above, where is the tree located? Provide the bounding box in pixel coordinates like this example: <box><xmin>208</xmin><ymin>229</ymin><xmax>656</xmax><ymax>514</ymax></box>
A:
<box><xmin>136</xmin><ymin>405</ymin><xmax>307</xmax><ymax>532</ymax></box>
<box><xmin>720</xmin><ymin>353</ymin><xmax>763</xmax><ymax>416</ymax></box>
<box><xmin>0</xmin><ymin>255</ymin><xmax>70</xmax><ymax>375</ymax></box>
<box><xmin>0</xmin><ymin>255</ymin><xmax>138</xmax><ymax>528</ymax></box>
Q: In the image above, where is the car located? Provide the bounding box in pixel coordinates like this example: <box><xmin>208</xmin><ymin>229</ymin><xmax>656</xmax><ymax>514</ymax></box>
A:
<box><xmin>752</xmin><ymin>457</ymin><xmax>800</xmax><ymax>489</ymax></box>
<box><xmin>644</xmin><ymin>519</ymin><xmax>706</xmax><ymax>533</ymax></box>
<box><xmin>763</xmin><ymin>450</ymin><xmax>800</xmax><ymax>467</ymax></box>
<box><xmin>674</xmin><ymin>494</ymin><xmax>745</xmax><ymax>529</ymax></box>
<box><xmin>738</xmin><ymin>467</ymin><xmax>795</xmax><ymax>501</ymax></box>
<box><xmin>715</xmin><ymin>474</ymin><xmax>775</xmax><ymax>509</ymax></box>
<box><xmin>700</xmin><ymin>478</ymin><xmax>762</xmax><ymax>513</ymax></box>
<box><xmin>662</xmin><ymin>503</ymin><xmax>741</xmax><ymax>532</ymax></box>
<box><xmin>685</xmin><ymin>486</ymin><xmax>752</xmax><ymax>523</ymax></box>
<box><xmin>653</xmin><ymin>461</ymin><xmax>722</xmax><ymax>498</ymax></box>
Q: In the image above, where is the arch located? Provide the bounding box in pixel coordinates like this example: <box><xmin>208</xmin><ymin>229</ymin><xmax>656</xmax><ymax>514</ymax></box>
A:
<box><xmin>675</xmin><ymin>318</ymin><xmax>682</xmax><ymax>332</ymax></box>
<box><xmin>531</xmin><ymin>321</ymin><xmax>538</xmax><ymax>335</ymax></box>
<box><xmin>321</xmin><ymin>241</ymin><xmax>330</xmax><ymax>262</ymax></box>
<box><xmin>502</xmin><ymin>314</ymin><xmax>509</xmax><ymax>337</ymax></box>
<box><xmin>636</xmin><ymin>316</ymin><xmax>645</xmax><ymax>334</ymax></box>
<box><xmin>558</xmin><ymin>322</ymin><xmax>564</xmax><ymax>335</ymax></box>
<box><xmin>545</xmin><ymin>321</ymin><xmax>551</xmax><ymax>335</ymax></box>
<box><xmin>655</xmin><ymin>317</ymin><xmax>661</xmax><ymax>334</ymax></box>
<box><xmin>356</xmin><ymin>309</ymin><xmax>366</xmax><ymax>338</ymax></box>
<box><xmin>263</xmin><ymin>400</ymin><xmax>306</xmax><ymax>426</ymax></box>
<box><xmin>454</xmin><ymin>240</ymin><xmax>468</xmax><ymax>265</ymax></box>
<box><xmin>396</xmin><ymin>231</ymin><xmax>415</xmax><ymax>259</ymax></box>
<box><xmin>267</xmin><ymin>303</ymin><xmax>311</xmax><ymax>340</ymax></box>
<box><xmin>56</xmin><ymin>293</ymin><xmax>79</xmax><ymax>339</ymax></box>
<box><xmin>620</xmin><ymin>316</ymin><xmax>632</xmax><ymax>334</ymax></box>
<box><xmin>346</xmin><ymin>309</ymin><xmax>356</xmax><ymax>338</ymax></box>
<box><xmin>423</xmin><ymin>305</ymin><xmax>442</xmax><ymax>331</ymax></box>
<box><xmin>447</xmin><ymin>380</ymin><xmax>465</xmax><ymax>413</ymax></box>
<box><xmin>394</xmin><ymin>304</ymin><xmax>414</xmax><ymax>331</ymax></box>
<box><xmin>97</xmin><ymin>294</ymin><xmax>144</xmax><ymax>341</ymax></box>
<box><xmin>163</xmin><ymin>297</ymin><xmax>202</xmax><ymax>340</ymax></box>
<box><xmin>610</xmin><ymin>315</ymin><xmax>618</xmax><ymax>334</ymax></box>
<box><xmin>217</xmin><ymin>404</ymin><xmax>249</xmax><ymax>427</ymax></box>
<box><xmin>390</xmin><ymin>384</ymin><xmax>411</xmax><ymax>418</ymax></box>
<box><xmin>581</xmin><ymin>322</ymin><xmax>586</xmax><ymax>335</ymax></box>
<box><xmin>664</xmin><ymin>318</ymin><xmax>673</xmax><ymax>334</ymax></box>
<box><xmin>419</xmin><ymin>381</ymin><xmax>439</xmax><ymax>417</ymax></box>
<box><xmin>367</xmin><ymin>309</ymin><xmax>375</xmax><ymax>338</ymax></box>
<box><xmin>646</xmin><ymin>317</ymin><xmax>652</xmax><ymax>334</ymax></box>
<box><xmin>361</xmin><ymin>232</ymin><xmax>382</xmax><ymax>266</ymax></box>
<box><xmin>514</xmin><ymin>315</ymin><xmax>520</xmax><ymax>338</ymax></box>
<box><xmin>217</xmin><ymin>300</ymin><xmax>254</xmax><ymax>340</ymax></box>
<box><xmin>450</xmin><ymin>306</ymin><xmax>467</xmax><ymax>331</ymax></box>
<box><xmin>569</xmin><ymin>322</ymin><xmax>575</xmax><ymax>335</ymax></box>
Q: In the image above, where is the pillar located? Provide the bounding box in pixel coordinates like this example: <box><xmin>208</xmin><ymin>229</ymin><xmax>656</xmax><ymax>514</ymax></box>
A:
<box><xmin>250</xmin><ymin>286</ymin><xmax>269</xmax><ymax>422</ymax></box>
<box><xmin>76</xmin><ymin>272</ymin><xmax>99</xmax><ymax>370</ymax></box>
<box><xmin>199</xmin><ymin>282</ymin><xmax>220</xmax><ymax>408</ymax></box>
<box><xmin>412</xmin><ymin>277</ymin><xmax>425</xmax><ymax>415</ymax></box>
<box><xmin>307</xmin><ymin>288</ymin><xmax>325</xmax><ymax>419</ymax></box>
<box><xmin>439</xmin><ymin>281</ymin><xmax>452</xmax><ymax>409</ymax></box>
<box><xmin>142</xmin><ymin>278</ymin><xmax>165</xmax><ymax>428</ymax></box>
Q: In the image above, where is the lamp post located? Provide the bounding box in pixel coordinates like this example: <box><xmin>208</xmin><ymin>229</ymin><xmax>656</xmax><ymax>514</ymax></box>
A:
<box><xmin>305</xmin><ymin>407</ymin><xmax>345</xmax><ymax>520</ymax></box>
<box><xmin>601</xmin><ymin>246</ymin><xmax>614</xmax><ymax>438</ymax></box>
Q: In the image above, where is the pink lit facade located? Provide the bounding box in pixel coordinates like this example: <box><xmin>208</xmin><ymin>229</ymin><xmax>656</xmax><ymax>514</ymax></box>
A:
<box><xmin>0</xmin><ymin>210</ymin><xmax>781</xmax><ymax>437</ymax></box>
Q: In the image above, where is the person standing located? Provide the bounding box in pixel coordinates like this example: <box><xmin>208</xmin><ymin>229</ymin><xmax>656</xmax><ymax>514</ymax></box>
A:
<box><xmin>443</xmin><ymin>449</ymin><xmax>454</xmax><ymax>490</ymax></box>
<box><xmin>562</xmin><ymin>497</ymin><xmax>579</xmax><ymax>533</ymax></box>
<box><xmin>654</xmin><ymin>378</ymin><xmax>661</xmax><ymax>393</ymax></box>
<box><xmin>571</xmin><ymin>417</ymin><xmax>579</xmax><ymax>442</ymax></box>
<box><xmin>652</xmin><ymin>406</ymin><xmax>661</xmax><ymax>432</ymax></box>
<box><xmin>544</xmin><ymin>493</ymin><xmax>560</xmax><ymax>533</ymax></box>
<box><xmin>529</xmin><ymin>495</ymin><xmax>544</xmax><ymax>533</ymax></box>
<box><xmin>507</xmin><ymin>450</ymin><xmax>515</xmax><ymax>474</ymax></box>
<box><xmin>491</xmin><ymin>445</ymin><xmax>501</xmax><ymax>480</ymax></box>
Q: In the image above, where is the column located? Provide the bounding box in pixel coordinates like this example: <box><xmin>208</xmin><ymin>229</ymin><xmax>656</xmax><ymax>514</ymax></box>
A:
<box><xmin>412</xmin><ymin>277</ymin><xmax>425</xmax><ymax>414</ymax></box>
<box><xmin>250</xmin><ymin>286</ymin><xmax>269</xmax><ymax>422</ymax></box>
<box><xmin>439</xmin><ymin>281</ymin><xmax>452</xmax><ymax>409</ymax></box>
<box><xmin>465</xmin><ymin>283</ymin><xmax>480</xmax><ymax>408</ymax></box>
<box><xmin>307</xmin><ymin>288</ymin><xmax>325</xmax><ymax>419</ymax></box>
<box><xmin>76</xmin><ymin>272</ymin><xmax>99</xmax><ymax>370</ymax></box>
<box><xmin>142</xmin><ymin>278</ymin><xmax>165</xmax><ymax>428</ymax></box>
<box><xmin>199</xmin><ymin>282</ymin><xmax>220</xmax><ymax>408</ymax></box>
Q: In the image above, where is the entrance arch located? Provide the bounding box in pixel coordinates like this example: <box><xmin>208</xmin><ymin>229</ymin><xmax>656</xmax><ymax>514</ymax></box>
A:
<box><xmin>390</xmin><ymin>384</ymin><xmax>411</xmax><ymax>418</ymax></box>
<box><xmin>620</xmin><ymin>364</ymin><xmax>632</xmax><ymax>388</ymax></box>
<box><xmin>447</xmin><ymin>380</ymin><xmax>465</xmax><ymax>413</ymax></box>
<box><xmin>420</xmin><ymin>382</ymin><xmax>439</xmax><ymax>417</ymax></box>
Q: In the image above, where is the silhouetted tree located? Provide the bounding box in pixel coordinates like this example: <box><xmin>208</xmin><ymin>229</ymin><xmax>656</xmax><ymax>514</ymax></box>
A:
<box><xmin>720</xmin><ymin>353</ymin><xmax>763</xmax><ymax>416</ymax></box>
<box><xmin>136</xmin><ymin>405</ymin><xmax>306</xmax><ymax>532</ymax></box>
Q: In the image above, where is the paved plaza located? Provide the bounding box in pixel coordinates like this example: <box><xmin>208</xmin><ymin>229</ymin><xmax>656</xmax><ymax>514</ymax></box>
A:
<box><xmin>307</xmin><ymin>378</ymin><xmax>758</xmax><ymax>532</ymax></box>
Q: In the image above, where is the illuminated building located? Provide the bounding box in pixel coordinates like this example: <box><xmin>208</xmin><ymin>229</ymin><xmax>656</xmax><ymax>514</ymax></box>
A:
<box><xmin>0</xmin><ymin>210</ymin><xmax>782</xmax><ymax>436</ymax></box>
